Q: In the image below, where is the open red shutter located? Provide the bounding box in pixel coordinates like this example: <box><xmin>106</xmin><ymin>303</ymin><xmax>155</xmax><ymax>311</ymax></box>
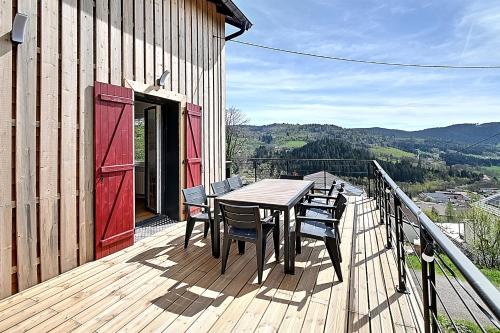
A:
<box><xmin>94</xmin><ymin>81</ymin><xmax>134</xmax><ymax>259</ymax></box>
<box><xmin>185</xmin><ymin>103</ymin><xmax>202</xmax><ymax>188</ymax></box>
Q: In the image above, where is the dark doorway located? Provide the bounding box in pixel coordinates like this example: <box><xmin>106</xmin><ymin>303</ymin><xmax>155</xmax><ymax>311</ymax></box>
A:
<box><xmin>134</xmin><ymin>94</ymin><xmax>180</xmax><ymax>225</ymax></box>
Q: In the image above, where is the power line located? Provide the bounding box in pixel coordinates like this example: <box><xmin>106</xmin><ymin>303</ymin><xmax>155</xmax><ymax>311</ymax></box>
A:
<box><xmin>220</xmin><ymin>37</ymin><xmax>500</xmax><ymax>70</ymax></box>
<box><xmin>456</xmin><ymin>131</ymin><xmax>500</xmax><ymax>153</ymax></box>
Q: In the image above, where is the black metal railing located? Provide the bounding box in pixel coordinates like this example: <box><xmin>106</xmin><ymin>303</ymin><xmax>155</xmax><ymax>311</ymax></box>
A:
<box><xmin>373</xmin><ymin>160</ymin><xmax>500</xmax><ymax>333</ymax></box>
<box><xmin>227</xmin><ymin>157</ymin><xmax>500</xmax><ymax>332</ymax></box>
<box><xmin>227</xmin><ymin>158</ymin><xmax>373</xmax><ymax>193</ymax></box>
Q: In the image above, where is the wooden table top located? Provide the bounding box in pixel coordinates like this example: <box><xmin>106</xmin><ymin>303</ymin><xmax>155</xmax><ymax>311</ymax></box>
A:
<box><xmin>216</xmin><ymin>179</ymin><xmax>314</xmax><ymax>209</ymax></box>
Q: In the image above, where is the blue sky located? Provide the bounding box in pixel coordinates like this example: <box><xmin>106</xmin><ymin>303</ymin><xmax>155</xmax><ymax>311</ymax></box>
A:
<box><xmin>226</xmin><ymin>0</ymin><xmax>500</xmax><ymax>130</ymax></box>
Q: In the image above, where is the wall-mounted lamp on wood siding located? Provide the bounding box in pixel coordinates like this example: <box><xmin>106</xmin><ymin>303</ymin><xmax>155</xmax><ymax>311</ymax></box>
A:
<box><xmin>157</xmin><ymin>70</ymin><xmax>170</xmax><ymax>88</ymax></box>
<box><xmin>11</xmin><ymin>13</ymin><xmax>28</xmax><ymax>44</ymax></box>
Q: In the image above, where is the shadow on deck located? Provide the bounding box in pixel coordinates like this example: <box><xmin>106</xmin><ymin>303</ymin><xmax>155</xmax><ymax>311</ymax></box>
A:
<box><xmin>0</xmin><ymin>197</ymin><xmax>423</xmax><ymax>332</ymax></box>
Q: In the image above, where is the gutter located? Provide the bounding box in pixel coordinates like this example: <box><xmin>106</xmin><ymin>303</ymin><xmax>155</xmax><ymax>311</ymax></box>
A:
<box><xmin>214</xmin><ymin>0</ymin><xmax>252</xmax><ymax>40</ymax></box>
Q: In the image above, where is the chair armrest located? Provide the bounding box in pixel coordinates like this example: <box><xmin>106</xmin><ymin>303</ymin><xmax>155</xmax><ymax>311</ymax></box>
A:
<box><xmin>300</xmin><ymin>202</ymin><xmax>336</xmax><ymax>211</ymax></box>
<box><xmin>306</xmin><ymin>193</ymin><xmax>337</xmax><ymax>200</ymax></box>
<box><xmin>183</xmin><ymin>202</ymin><xmax>210</xmax><ymax>209</ymax></box>
<box><xmin>296</xmin><ymin>215</ymin><xmax>340</xmax><ymax>224</ymax></box>
<box><xmin>261</xmin><ymin>210</ymin><xmax>280</xmax><ymax>224</ymax></box>
<box><xmin>207</xmin><ymin>194</ymin><xmax>218</xmax><ymax>198</ymax></box>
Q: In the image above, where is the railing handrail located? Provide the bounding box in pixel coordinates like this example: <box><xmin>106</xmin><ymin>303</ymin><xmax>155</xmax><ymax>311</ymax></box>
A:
<box><xmin>372</xmin><ymin>160</ymin><xmax>500</xmax><ymax>321</ymax></box>
<box><xmin>230</xmin><ymin>157</ymin><xmax>375</xmax><ymax>163</ymax></box>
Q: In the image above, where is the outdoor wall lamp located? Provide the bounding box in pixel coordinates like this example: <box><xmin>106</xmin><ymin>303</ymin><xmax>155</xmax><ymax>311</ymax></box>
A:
<box><xmin>157</xmin><ymin>70</ymin><xmax>170</xmax><ymax>87</ymax></box>
<box><xmin>11</xmin><ymin>13</ymin><xmax>28</xmax><ymax>44</ymax></box>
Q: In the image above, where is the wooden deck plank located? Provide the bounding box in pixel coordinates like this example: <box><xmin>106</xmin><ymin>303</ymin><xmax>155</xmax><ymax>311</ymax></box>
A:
<box><xmin>153</xmin><ymin>229</ymin><xmax>278</xmax><ymax>332</ymax></box>
<box><xmin>365</xmin><ymin>198</ymin><xmax>391</xmax><ymax>332</ymax></box>
<box><xmin>0</xmin><ymin>224</ymin><xmax>185</xmax><ymax>326</ymax></box>
<box><xmin>0</xmin><ymin>198</ymin><xmax>423</xmax><ymax>332</ymax></box>
<box><xmin>26</xmin><ymin>229</ymin><xmax>206</xmax><ymax>332</ymax></box>
<box><xmin>324</xmin><ymin>196</ymin><xmax>355</xmax><ymax>333</ymax></box>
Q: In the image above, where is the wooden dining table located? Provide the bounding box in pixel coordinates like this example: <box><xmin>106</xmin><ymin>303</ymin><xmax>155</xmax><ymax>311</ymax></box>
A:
<box><xmin>213</xmin><ymin>179</ymin><xmax>314</xmax><ymax>274</ymax></box>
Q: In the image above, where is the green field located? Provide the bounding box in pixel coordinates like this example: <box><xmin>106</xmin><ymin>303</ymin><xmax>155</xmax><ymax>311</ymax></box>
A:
<box><xmin>370</xmin><ymin>146</ymin><xmax>416</xmax><ymax>160</ymax></box>
<box><xmin>482</xmin><ymin>165</ymin><xmax>500</xmax><ymax>178</ymax></box>
<box><xmin>281</xmin><ymin>140</ymin><xmax>308</xmax><ymax>149</ymax></box>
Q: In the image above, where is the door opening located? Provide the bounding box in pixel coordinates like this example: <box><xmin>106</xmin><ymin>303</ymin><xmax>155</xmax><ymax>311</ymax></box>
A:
<box><xmin>134</xmin><ymin>94</ymin><xmax>180</xmax><ymax>225</ymax></box>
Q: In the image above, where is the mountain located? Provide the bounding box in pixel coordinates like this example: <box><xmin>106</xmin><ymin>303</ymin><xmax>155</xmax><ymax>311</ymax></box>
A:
<box><xmin>355</xmin><ymin>122</ymin><xmax>500</xmax><ymax>144</ymax></box>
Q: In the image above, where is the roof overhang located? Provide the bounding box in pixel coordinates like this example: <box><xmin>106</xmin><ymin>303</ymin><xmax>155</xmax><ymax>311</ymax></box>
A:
<box><xmin>210</xmin><ymin>0</ymin><xmax>252</xmax><ymax>31</ymax></box>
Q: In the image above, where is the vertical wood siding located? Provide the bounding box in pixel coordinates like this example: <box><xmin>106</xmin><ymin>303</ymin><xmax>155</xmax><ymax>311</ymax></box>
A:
<box><xmin>0</xmin><ymin>0</ymin><xmax>226</xmax><ymax>300</ymax></box>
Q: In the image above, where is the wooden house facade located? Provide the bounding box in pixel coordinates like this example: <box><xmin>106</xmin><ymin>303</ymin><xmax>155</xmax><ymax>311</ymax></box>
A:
<box><xmin>0</xmin><ymin>0</ymin><xmax>250</xmax><ymax>300</ymax></box>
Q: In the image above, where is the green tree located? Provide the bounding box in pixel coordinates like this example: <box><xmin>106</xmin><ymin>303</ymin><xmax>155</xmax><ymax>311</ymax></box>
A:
<box><xmin>464</xmin><ymin>207</ymin><xmax>500</xmax><ymax>268</ymax></box>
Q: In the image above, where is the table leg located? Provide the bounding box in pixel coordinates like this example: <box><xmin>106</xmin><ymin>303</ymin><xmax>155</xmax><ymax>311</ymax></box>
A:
<box><xmin>284</xmin><ymin>209</ymin><xmax>294</xmax><ymax>274</ymax></box>
<box><xmin>213</xmin><ymin>199</ymin><xmax>221</xmax><ymax>258</ymax></box>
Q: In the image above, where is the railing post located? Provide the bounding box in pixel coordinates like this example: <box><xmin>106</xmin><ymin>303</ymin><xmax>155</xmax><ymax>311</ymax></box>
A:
<box><xmin>286</xmin><ymin>159</ymin><xmax>290</xmax><ymax>175</ymax></box>
<box><xmin>385</xmin><ymin>186</ymin><xmax>392</xmax><ymax>249</ymax></box>
<box><xmin>394</xmin><ymin>197</ymin><xmax>407</xmax><ymax>293</ymax></box>
<box><xmin>253</xmin><ymin>160</ymin><xmax>257</xmax><ymax>182</ymax></box>
<box><xmin>323</xmin><ymin>161</ymin><xmax>326</xmax><ymax>189</ymax></box>
<box><xmin>367</xmin><ymin>162</ymin><xmax>372</xmax><ymax>198</ymax></box>
<box><xmin>421</xmin><ymin>228</ymin><xmax>437</xmax><ymax>333</ymax></box>
<box><xmin>380</xmin><ymin>180</ymin><xmax>386</xmax><ymax>225</ymax></box>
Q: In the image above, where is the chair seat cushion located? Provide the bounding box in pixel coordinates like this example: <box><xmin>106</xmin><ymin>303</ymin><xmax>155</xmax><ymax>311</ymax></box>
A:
<box><xmin>300</xmin><ymin>220</ymin><xmax>336</xmax><ymax>239</ymax></box>
<box><xmin>228</xmin><ymin>223</ymin><xmax>274</xmax><ymax>240</ymax></box>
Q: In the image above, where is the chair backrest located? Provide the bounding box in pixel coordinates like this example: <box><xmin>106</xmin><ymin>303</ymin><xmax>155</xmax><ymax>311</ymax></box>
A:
<box><xmin>279</xmin><ymin>174</ymin><xmax>304</xmax><ymax>180</ymax></box>
<box><xmin>182</xmin><ymin>185</ymin><xmax>207</xmax><ymax>205</ymax></box>
<box><xmin>227</xmin><ymin>175</ymin><xmax>243</xmax><ymax>190</ymax></box>
<box><xmin>326</xmin><ymin>180</ymin><xmax>337</xmax><ymax>196</ymax></box>
<box><xmin>333</xmin><ymin>194</ymin><xmax>348</xmax><ymax>220</ymax></box>
<box><xmin>219</xmin><ymin>203</ymin><xmax>261</xmax><ymax>230</ymax></box>
<box><xmin>211</xmin><ymin>180</ymin><xmax>231</xmax><ymax>196</ymax></box>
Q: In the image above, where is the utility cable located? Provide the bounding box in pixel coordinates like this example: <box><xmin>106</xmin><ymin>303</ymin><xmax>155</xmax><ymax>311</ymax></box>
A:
<box><xmin>217</xmin><ymin>37</ymin><xmax>500</xmax><ymax>70</ymax></box>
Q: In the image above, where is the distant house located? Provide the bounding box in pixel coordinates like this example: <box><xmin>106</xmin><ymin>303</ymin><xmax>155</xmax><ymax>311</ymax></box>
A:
<box><xmin>304</xmin><ymin>171</ymin><xmax>364</xmax><ymax>196</ymax></box>
<box><xmin>421</xmin><ymin>191</ymin><xmax>470</xmax><ymax>204</ymax></box>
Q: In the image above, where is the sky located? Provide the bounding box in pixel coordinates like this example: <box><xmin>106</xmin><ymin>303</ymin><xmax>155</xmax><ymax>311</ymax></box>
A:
<box><xmin>226</xmin><ymin>0</ymin><xmax>500</xmax><ymax>130</ymax></box>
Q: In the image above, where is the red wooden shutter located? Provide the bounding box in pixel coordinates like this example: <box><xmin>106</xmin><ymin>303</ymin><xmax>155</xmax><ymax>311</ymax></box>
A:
<box><xmin>94</xmin><ymin>82</ymin><xmax>135</xmax><ymax>259</ymax></box>
<box><xmin>185</xmin><ymin>103</ymin><xmax>202</xmax><ymax>188</ymax></box>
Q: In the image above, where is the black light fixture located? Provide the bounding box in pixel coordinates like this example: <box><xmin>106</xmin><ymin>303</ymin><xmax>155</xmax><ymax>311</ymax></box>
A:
<box><xmin>11</xmin><ymin>13</ymin><xmax>28</xmax><ymax>44</ymax></box>
<box><xmin>157</xmin><ymin>70</ymin><xmax>170</xmax><ymax>87</ymax></box>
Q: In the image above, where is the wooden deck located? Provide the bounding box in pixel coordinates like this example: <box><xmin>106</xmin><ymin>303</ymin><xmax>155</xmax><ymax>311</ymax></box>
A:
<box><xmin>0</xmin><ymin>197</ymin><xmax>423</xmax><ymax>332</ymax></box>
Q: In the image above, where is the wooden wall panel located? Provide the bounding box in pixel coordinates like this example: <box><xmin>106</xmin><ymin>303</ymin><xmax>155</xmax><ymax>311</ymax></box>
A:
<box><xmin>60</xmin><ymin>0</ymin><xmax>79</xmax><ymax>273</ymax></box>
<box><xmin>122</xmin><ymin>0</ymin><xmax>134</xmax><ymax>81</ymax></box>
<box><xmin>185</xmin><ymin>0</ymin><xmax>192</xmax><ymax>101</ymax></box>
<box><xmin>15</xmin><ymin>0</ymin><xmax>38</xmax><ymax>291</ymax></box>
<box><xmin>39</xmin><ymin>0</ymin><xmax>60</xmax><ymax>281</ymax></box>
<box><xmin>145</xmin><ymin>0</ymin><xmax>155</xmax><ymax>85</ymax></box>
<box><xmin>171</xmin><ymin>0</ymin><xmax>179</xmax><ymax>92</ymax></box>
<box><xmin>207</xmin><ymin>3</ymin><xmax>214</xmax><ymax>185</ymax></box>
<box><xmin>79</xmin><ymin>0</ymin><xmax>95</xmax><ymax>264</ymax></box>
<box><xmin>201</xmin><ymin>0</ymin><xmax>210</xmax><ymax>188</ymax></box>
<box><xmin>0</xmin><ymin>0</ymin><xmax>13</xmax><ymax>299</ymax></box>
<box><xmin>212</xmin><ymin>4</ymin><xmax>220</xmax><ymax>182</ymax></box>
<box><xmin>110</xmin><ymin>0</ymin><xmax>122</xmax><ymax>85</ymax></box>
<box><xmin>134</xmin><ymin>0</ymin><xmax>145</xmax><ymax>83</ymax></box>
<box><xmin>179</xmin><ymin>0</ymin><xmax>186</xmax><ymax>95</ymax></box>
<box><xmin>96</xmin><ymin>0</ymin><xmax>110</xmax><ymax>83</ymax></box>
<box><xmin>220</xmin><ymin>15</ymin><xmax>227</xmax><ymax>176</ymax></box>
<box><xmin>163</xmin><ymin>0</ymin><xmax>172</xmax><ymax>90</ymax></box>
<box><xmin>154</xmin><ymin>0</ymin><xmax>164</xmax><ymax>82</ymax></box>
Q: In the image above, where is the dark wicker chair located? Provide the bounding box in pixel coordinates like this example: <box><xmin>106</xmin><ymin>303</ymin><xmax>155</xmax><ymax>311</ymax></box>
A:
<box><xmin>279</xmin><ymin>174</ymin><xmax>304</xmax><ymax>180</ymax></box>
<box><xmin>294</xmin><ymin>194</ymin><xmax>348</xmax><ymax>282</ymax></box>
<box><xmin>227</xmin><ymin>175</ymin><xmax>245</xmax><ymax>191</ymax></box>
<box><xmin>182</xmin><ymin>185</ymin><xmax>214</xmax><ymax>248</ymax></box>
<box><xmin>219</xmin><ymin>203</ymin><xmax>280</xmax><ymax>284</ymax></box>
